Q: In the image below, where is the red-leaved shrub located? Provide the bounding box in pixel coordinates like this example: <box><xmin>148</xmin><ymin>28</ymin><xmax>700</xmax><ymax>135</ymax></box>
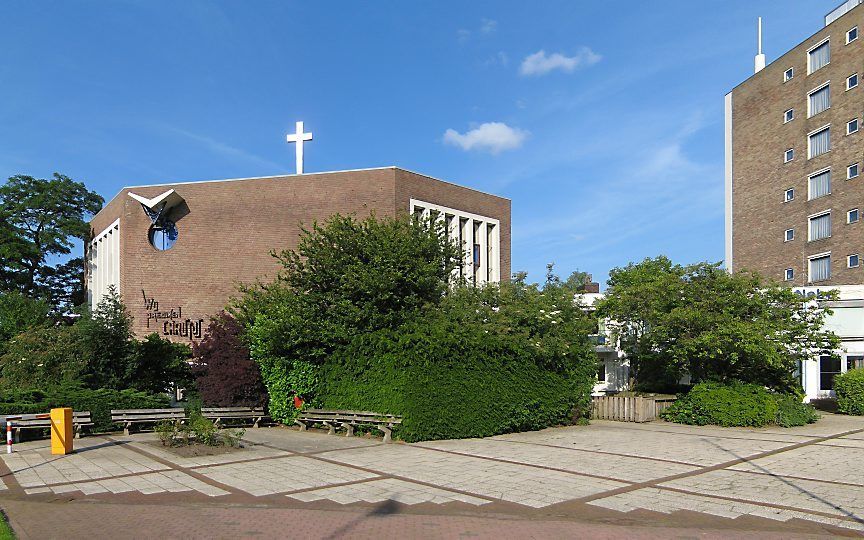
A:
<box><xmin>191</xmin><ymin>313</ymin><xmax>268</xmax><ymax>407</ymax></box>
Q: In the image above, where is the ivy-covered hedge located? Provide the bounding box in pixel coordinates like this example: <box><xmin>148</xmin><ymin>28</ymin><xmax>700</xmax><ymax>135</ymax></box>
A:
<box><xmin>835</xmin><ymin>368</ymin><xmax>864</xmax><ymax>415</ymax></box>
<box><xmin>0</xmin><ymin>384</ymin><xmax>169</xmax><ymax>432</ymax></box>
<box><xmin>661</xmin><ymin>382</ymin><xmax>818</xmax><ymax>427</ymax></box>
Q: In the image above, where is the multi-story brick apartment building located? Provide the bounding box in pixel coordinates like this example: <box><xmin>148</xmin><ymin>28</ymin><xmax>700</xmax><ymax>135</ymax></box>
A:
<box><xmin>726</xmin><ymin>0</ymin><xmax>864</xmax><ymax>400</ymax></box>
<box><xmin>87</xmin><ymin>167</ymin><xmax>510</xmax><ymax>341</ymax></box>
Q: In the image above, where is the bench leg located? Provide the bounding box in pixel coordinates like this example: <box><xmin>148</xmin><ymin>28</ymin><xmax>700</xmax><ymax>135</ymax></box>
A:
<box><xmin>324</xmin><ymin>422</ymin><xmax>336</xmax><ymax>436</ymax></box>
<box><xmin>343</xmin><ymin>423</ymin><xmax>354</xmax><ymax>437</ymax></box>
<box><xmin>14</xmin><ymin>428</ymin><xmax>20</xmax><ymax>444</ymax></box>
<box><xmin>124</xmin><ymin>422</ymin><xmax>131</xmax><ymax>436</ymax></box>
<box><xmin>379</xmin><ymin>426</ymin><xmax>392</xmax><ymax>443</ymax></box>
<box><xmin>74</xmin><ymin>425</ymin><xmax>81</xmax><ymax>439</ymax></box>
<box><xmin>295</xmin><ymin>420</ymin><xmax>307</xmax><ymax>432</ymax></box>
<box><xmin>253</xmin><ymin>417</ymin><xmax>260</xmax><ymax>428</ymax></box>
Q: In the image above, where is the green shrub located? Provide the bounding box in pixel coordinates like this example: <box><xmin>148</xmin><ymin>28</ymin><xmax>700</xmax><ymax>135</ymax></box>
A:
<box><xmin>0</xmin><ymin>383</ymin><xmax>168</xmax><ymax>431</ymax></box>
<box><xmin>835</xmin><ymin>368</ymin><xmax>864</xmax><ymax>415</ymax></box>
<box><xmin>155</xmin><ymin>414</ymin><xmax>244</xmax><ymax>447</ymax></box>
<box><xmin>661</xmin><ymin>382</ymin><xmax>817</xmax><ymax>428</ymax></box>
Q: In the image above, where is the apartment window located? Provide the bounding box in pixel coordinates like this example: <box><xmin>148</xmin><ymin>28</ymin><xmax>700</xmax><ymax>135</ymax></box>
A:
<box><xmin>809</xmin><ymin>212</ymin><xmax>832</xmax><ymax>241</ymax></box>
<box><xmin>849</xmin><ymin>163</ymin><xmax>860</xmax><ymax>179</ymax></box>
<box><xmin>848</xmin><ymin>118</ymin><xmax>860</xmax><ymax>134</ymax></box>
<box><xmin>849</xmin><ymin>208</ymin><xmax>860</xmax><ymax>223</ymax></box>
<box><xmin>809</xmin><ymin>254</ymin><xmax>831</xmax><ymax>282</ymax></box>
<box><xmin>784</xmin><ymin>188</ymin><xmax>795</xmax><ymax>202</ymax></box>
<box><xmin>784</xmin><ymin>67</ymin><xmax>794</xmax><ymax>81</ymax></box>
<box><xmin>808</xmin><ymin>84</ymin><xmax>830</xmax><ymax>116</ymax></box>
<box><xmin>784</xmin><ymin>148</ymin><xmax>795</xmax><ymax>163</ymax></box>
<box><xmin>785</xmin><ymin>268</ymin><xmax>794</xmax><ymax>281</ymax></box>
<box><xmin>848</xmin><ymin>26</ymin><xmax>859</xmax><ymax>44</ymax></box>
<box><xmin>785</xmin><ymin>228</ymin><xmax>795</xmax><ymax>242</ymax></box>
<box><xmin>849</xmin><ymin>355</ymin><xmax>864</xmax><ymax>370</ymax></box>
<box><xmin>808</xmin><ymin>127</ymin><xmax>830</xmax><ymax>158</ymax></box>
<box><xmin>808</xmin><ymin>169</ymin><xmax>831</xmax><ymax>199</ymax></box>
<box><xmin>849</xmin><ymin>254</ymin><xmax>860</xmax><ymax>268</ymax></box>
<box><xmin>808</xmin><ymin>40</ymin><xmax>830</xmax><ymax>73</ymax></box>
<box><xmin>597</xmin><ymin>362</ymin><xmax>606</xmax><ymax>383</ymax></box>
<box><xmin>848</xmin><ymin>73</ymin><xmax>859</xmax><ymax>90</ymax></box>
<box><xmin>784</xmin><ymin>109</ymin><xmax>794</xmax><ymax>123</ymax></box>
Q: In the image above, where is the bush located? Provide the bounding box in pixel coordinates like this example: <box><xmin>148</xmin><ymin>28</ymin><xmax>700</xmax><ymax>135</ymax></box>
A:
<box><xmin>191</xmin><ymin>313</ymin><xmax>267</xmax><ymax>407</ymax></box>
<box><xmin>155</xmin><ymin>413</ymin><xmax>244</xmax><ymax>447</ymax></box>
<box><xmin>835</xmin><ymin>368</ymin><xmax>864</xmax><ymax>415</ymax></box>
<box><xmin>317</xmin><ymin>285</ymin><xmax>597</xmax><ymax>442</ymax></box>
<box><xmin>661</xmin><ymin>382</ymin><xmax>818</xmax><ymax>428</ymax></box>
<box><xmin>0</xmin><ymin>383</ymin><xmax>168</xmax><ymax>431</ymax></box>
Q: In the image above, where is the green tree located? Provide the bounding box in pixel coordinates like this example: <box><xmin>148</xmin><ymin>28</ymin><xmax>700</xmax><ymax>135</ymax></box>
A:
<box><xmin>0</xmin><ymin>291</ymin><xmax>50</xmax><ymax>354</ymax></box>
<box><xmin>597</xmin><ymin>256</ymin><xmax>841</xmax><ymax>393</ymax></box>
<box><xmin>127</xmin><ymin>334</ymin><xmax>192</xmax><ymax>394</ymax></box>
<box><xmin>77</xmin><ymin>286</ymin><xmax>135</xmax><ymax>389</ymax></box>
<box><xmin>0</xmin><ymin>173</ymin><xmax>103</xmax><ymax>312</ymax></box>
<box><xmin>237</xmin><ymin>213</ymin><xmax>461</xmax><ymax>417</ymax></box>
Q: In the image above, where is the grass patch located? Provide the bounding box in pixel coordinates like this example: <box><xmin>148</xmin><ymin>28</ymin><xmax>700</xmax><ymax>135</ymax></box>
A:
<box><xmin>0</xmin><ymin>510</ymin><xmax>14</xmax><ymax>540</ymax></box>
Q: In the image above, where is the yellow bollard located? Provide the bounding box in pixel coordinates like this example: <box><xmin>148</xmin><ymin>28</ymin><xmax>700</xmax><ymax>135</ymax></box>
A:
<box><xmin>50</xmin><ymin>408</ymin><xmax>73</xmax><ymax>455</ymax></box>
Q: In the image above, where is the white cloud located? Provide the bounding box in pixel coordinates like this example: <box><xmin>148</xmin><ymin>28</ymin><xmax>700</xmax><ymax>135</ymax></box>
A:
<box><xmin>519</xmin><ymin>48</ymin><xmax>601</xmax><ymax>76</ymax></box>
<box><xmin>480</xmin><ymin>18</ymin><xmax>497</xmax><ymax>34</ymax></box>
<box><xmin>483</xmin><ymin>51</ymin><xmax>509</xmax><ymax>67</ymax></box>
<box><xmin>443</xmin><ymin>122</ymin><xmax>528</xmax><ymax>154</ymax></box>
<box><xmin>456</xmin><ymin>28</ymin><xmax>471</xmax><ymax>43</ymax></box>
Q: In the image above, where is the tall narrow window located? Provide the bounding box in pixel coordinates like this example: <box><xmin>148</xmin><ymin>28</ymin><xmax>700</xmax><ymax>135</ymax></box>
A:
<box><xmin>809</xmin><ymin>169</ymin><xmax>831</xmax><ymax>199</ymax></box>
<box><xmin>784</xmin><ymin>109</ymin><xmax>794</xmax><ymax>123</ymax></box>
<box><xmin>809</xmin><ymin>212</ymin><xmax>832</xmax><ymax>241</ymax></box>
<box><xmin>809</xmin><ymin>254</ymin><xmax>831</xmax><ymax>282</ymax></box>
<box><xmin>785</xmin><ymin>268</ymin><xmax>794</xmax><ymax>281</ymax></box>
<box><xmin>808</xmin><ymin>40</ymin><xmax>830</xmax><ymax>73</ymax></box>
<box><xmin>784</xmin><ymin>148</ymin><xmax>794</xmax><ymax>163</ymax></box>
<box><xmin>848</xmin><ymin>118</ymin><xmax>860</xmax><ymax>134</ymax></box>
<box><xmin>784</xmin><ymin>188</ymin><xmax>795</xmax><ymax>202</ymax></box>
<box><xmin>808</xmin><ymin>84</ymin><xmax>830</xmax><ymax>116</ymax></box>
<box><xmin>848</xmin><ymin>73</ymin><xmax>859</xmax><ymax>90</ymax></box>
<box><xmin>849</xmin><ymin>254</ymin><xmax>860</xmax><ymax>268</ymax></box>
<box><xmin>848</xmin><ymin>26</ymin><xmax>859</xmax><ymax>44</ymax></box>
<box><xmin>785</xmin><ymin>228</ymin><xmax>795</xmax><ymax>242</ymax></box>
<box><xmin>784</xmin><ymin>67</ymin><xmax>794</xmax><ymax>81</ymax></box>
<box><xmin>849</xmin><ymin>208</ymin><xmax>860</xmax><ymax>223</ymax></box>
<box><xmin>849</xmin><ymin>163</ymin><xmax>860</xmax><ymax>179</ymax></box>
<box><xmin>808</xmin><ymin>127</ymin><xmax>830</xmax><ymax>158</ymax></box>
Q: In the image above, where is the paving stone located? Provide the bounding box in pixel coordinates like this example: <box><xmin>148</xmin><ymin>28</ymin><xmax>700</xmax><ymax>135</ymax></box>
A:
<box><xmin>288</xmin><ymin>478</ymin><xmax>489</xmax><ymax>506</ymax></box>
<box><xmin>418</xmin><ymin>438</ymin><xmax>697</xmax><ymax>483</ymax></box>
<box><xmin>321</xmin><ymin>444</ymin><xmax>626</xmax><ymax>507</ymax></box>
<box><xmin>660</xmin><ymin>469</ymin><xmax>864</xmax><ymax>520</ymax></box>
<box><xmin>44</xmin><ymin>471</ymin><xmax>229</xmax><ymax>497</ymax></box>
<box><xmin>588</xmin><ymin>487</ymin><xmax>864</xmax><ymax>532</ymax></box>
<box><xmin>196</xmin><ymin>456</ymin><xmax>378</xmax><ymax>496</ymax></box>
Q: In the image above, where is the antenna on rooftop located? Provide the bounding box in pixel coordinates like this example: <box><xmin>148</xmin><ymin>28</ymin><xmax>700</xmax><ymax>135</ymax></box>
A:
<box><xmin>755</xmin><ymin>17</ymin><xmax>766</xmax><ymax>73</ymax></box>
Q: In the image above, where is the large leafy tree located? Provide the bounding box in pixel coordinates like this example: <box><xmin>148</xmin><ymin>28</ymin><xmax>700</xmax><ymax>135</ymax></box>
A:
<box><xmin>0</xmin><ymin>173</ymin><xmax>103</xmax><ymax>312</ymax></box>
<box><xmin>597</xmin><ymin>256</ymin><xmax>840</xmax><ymax>393</ymax></box>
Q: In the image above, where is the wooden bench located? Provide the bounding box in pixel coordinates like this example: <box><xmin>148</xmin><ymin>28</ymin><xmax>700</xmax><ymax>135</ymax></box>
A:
<box><xmin>295</xmin><ymin>409</ymin><xmax>402</xmax><ymax>443</ymax></box>
<box><xmin>201</xmin><ymin>407</ymin><xmax>269</xmax><ymax>428</ymax></box>
<box><xmin>1</xmin><ymin>412</ymin><xmax>94</xmax><ymax>442</ymax></box>
<box><xmin>111</xmin><ymin>408</ymin><xmax>186</xmax><ymax>436</ymax></box>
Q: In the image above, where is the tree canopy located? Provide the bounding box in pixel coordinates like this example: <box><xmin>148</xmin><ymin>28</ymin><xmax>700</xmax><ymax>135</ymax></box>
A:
<box><xmin>597</xmin><ymin>256</ymin><xmax>840</xmax><ymax>393</ymax></box>
<box><xmin>0</xmin><ymin>173</ymin><xmax>103</xmax><ymax>312</ymax></box>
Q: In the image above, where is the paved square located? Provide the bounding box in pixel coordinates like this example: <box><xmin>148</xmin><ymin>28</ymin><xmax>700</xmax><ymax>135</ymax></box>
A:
<box><xmin>195</xmin><ymin>455</ymin><xmax>379</xmax><ymax>496</ymax></box>
<box><xmin>288</xmin><ymin>478</ymin><xmax>489</xmax><ymax>506</ymax></box>
<box><xmin>1</xmin><ymin>414</ymin><xmax>862</xmax><ymax>535</ymax></box>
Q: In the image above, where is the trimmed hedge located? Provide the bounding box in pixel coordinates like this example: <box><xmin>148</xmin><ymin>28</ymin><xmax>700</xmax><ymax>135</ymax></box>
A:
<box><xmin>661</xmin><ymin>382</ymin><xmax>818</xmax><ymax>428</ymax></box>
<box><xmin>835</xmin><ymin>368</ymin><xmax>864</xmax><ymax>415</ymax></box>
<box><xmin>318</xmin><ymin>315</ymin><xmax>595</xmax><ymax>443</ymax></box>
<box><xmin>0</xmin><ymin>384</ymin><xmax>169</xmax><ymax>431</ymax></box>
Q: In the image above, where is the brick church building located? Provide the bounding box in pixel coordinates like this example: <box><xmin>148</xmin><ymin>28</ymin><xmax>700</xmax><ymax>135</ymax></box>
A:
<box><xmin>86</xmin><ymin>166</ymin><xmax>511</xmax><ymax>341</ymax></box>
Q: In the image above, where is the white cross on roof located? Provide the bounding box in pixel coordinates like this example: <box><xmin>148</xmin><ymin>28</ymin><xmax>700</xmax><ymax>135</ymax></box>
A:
<box><xmin>286</xmin><ymin>121</ymin><xmax>313</xmax><ymax>174</ymax></box>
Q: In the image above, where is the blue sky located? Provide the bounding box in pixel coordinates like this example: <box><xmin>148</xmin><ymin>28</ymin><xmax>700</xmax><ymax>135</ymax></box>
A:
<box><xmin>0</xmin><ymin>1</ymin><xmax>843</xmax><ymax>285</ymax></box>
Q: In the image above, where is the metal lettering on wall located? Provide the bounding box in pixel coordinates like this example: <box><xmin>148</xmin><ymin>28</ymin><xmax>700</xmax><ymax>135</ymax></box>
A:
<box><xmin>142</xmin><ymin>290</ymin><xmax>204</xmax><ymax>340</ymax></box>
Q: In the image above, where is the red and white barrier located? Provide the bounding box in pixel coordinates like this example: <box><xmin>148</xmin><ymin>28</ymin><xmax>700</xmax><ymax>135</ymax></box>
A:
<box><xmin>6</xmin><ymin>420</ymin><xmax>11</xmax><ymax>454</ymax></box>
